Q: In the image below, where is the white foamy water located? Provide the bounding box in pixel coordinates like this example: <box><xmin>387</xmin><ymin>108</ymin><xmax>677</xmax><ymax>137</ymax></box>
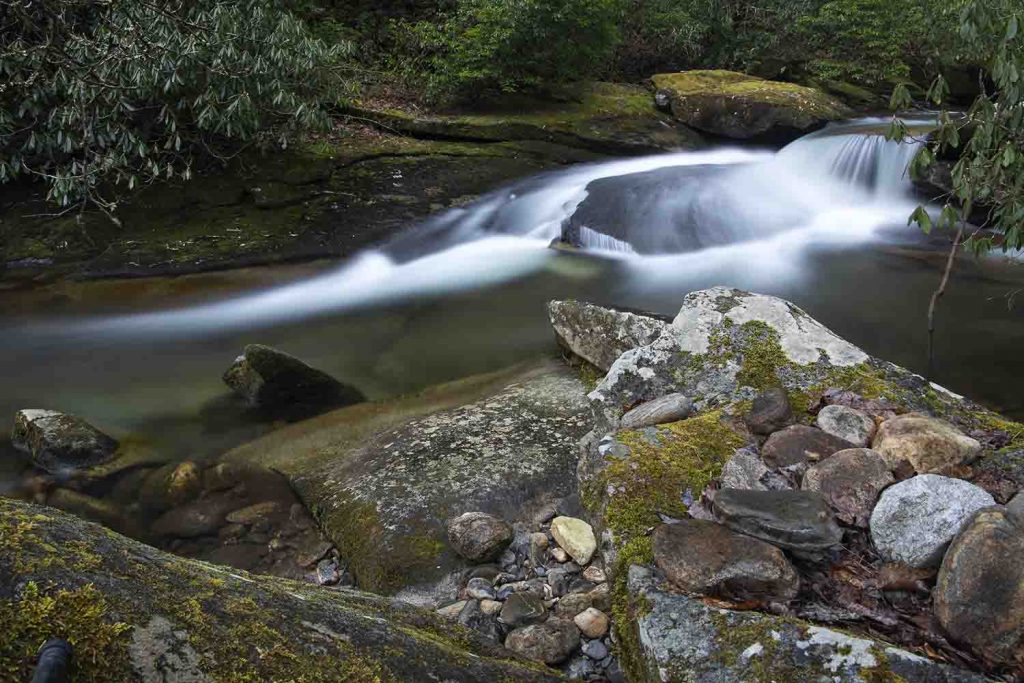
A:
<box><xmin>31</xmin><ymin>119</ymin><xmax>932</xmax><ymax>337</ymax></box>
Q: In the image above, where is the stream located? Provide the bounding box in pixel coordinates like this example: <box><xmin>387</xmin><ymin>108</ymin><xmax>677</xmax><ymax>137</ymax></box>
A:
<box><xmin>3</xmin><ymin>117</ymin><xmax>1024</xmax><ymax>493</ymax></box>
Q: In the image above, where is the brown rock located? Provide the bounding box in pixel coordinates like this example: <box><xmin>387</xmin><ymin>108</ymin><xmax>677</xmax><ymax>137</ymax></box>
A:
<box><xmin>446</xmin><ymin>512</ymin><xmax>513</xmax><ymax>563</ymax></box>
<box><xmin>652</xmin><ymin>520</ymin><xmax>799</xmax><ymax>602</ymax></box>
<box><xmin>744</xmin><ymin>387</ymin><xmax>794</xmax><ymax>435</ymax></box>
<box><xmin>801</xmin><ymin>448</ymin><xmax>894</xmax><ymax>526</ymax></box>
<box><xmin>872</xmin><ymin>413</ymin><xmax>981</xmax><ymax>474</ymax></box>
<box><xmin>573</xmin><ymin>608</ymin><xmax>610</xmax><ymax>638</ymax></box>
<box><xmin>761</xmin><ymin>425</ymin><xmax>855</xmax><ymax>468</ymax></box>
<box><xmin>934</xmin><ymin>507</ymin><xmax>1024</xmax><ymax>669</ymax></box>
<box><xmin>152</xmin><ymin>492</ymin><xmax>244</xmax><ymax>538</ymax></box>
<box><xmin>504</xmin><ymin>619</ymin><xmax>580</xmax><ymax>664</ymax></box>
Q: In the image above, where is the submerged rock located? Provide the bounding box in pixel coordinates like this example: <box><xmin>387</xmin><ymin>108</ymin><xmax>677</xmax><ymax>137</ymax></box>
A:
<box><xmin>652</xmin><ymin>520</ymin><xmax>799</xmax><ymax>602</ymax></box>
<box><xmin>816</xmin><ymin>404</ymin><xmax>876</xmax><ymax>447</ymax></box>
<box><xmin>0</xmin><ymin>498</ymin><xmax>562</xmax><ymax>682</ymax></box>
<box><xmin>12</xmin><ymin>409</ymin><xmax>118</xmax><ymax>473</ymax></box>
<box><xmin>872</xmin><ymin>413</ymin><xmax>981</xmax><ymax>473</ymax></box>
<box><xmin>712</xmin><ymin>488</ymin><xmax>843</xmax><ymax>554</ymax></box>
<box><xmin>547</xmin><ymin>300</ymin><xmax>668</xmax><ymax>372</ymax></box>
<box><xmin>934</xmin><ymin>507</ymin><xmax>1024</xmax><ymax>669</ymax></box>
<box><xmin>446</xmin><ymin>512</ymin><xmax>513</xmax><ymax>563</ymax></box>
<box><xmin>223</xmin><ymin>344</ymin><xmax>364</xmax><ymax>415</ymax></box>
<box><xmin>802</xmin><ymin>448</ymin><xmax>894</xmax><ymax>527</ymax></box>
<box><xmin>761</xmin><ymin>425</ymin><xmax>856</xmax><ymax>469</ymax></box>
<box><xmin>870</xmin><ymin>474</ymin><xmax>995</xmax><ymax>568</ymax></box>
<box><xmin>650</xmin><ymin>70</ymin><xmax>849</xmax><ymax>140</ymax></box>
<box><xmin>224</xmin><ymin>359</ymin><xmax>592</xmax><ymax>600</ymax></box>
<box><xmin>628</xmin><ymin>566</ymin><xmax>988</xmax><ymax>682</ymax></box>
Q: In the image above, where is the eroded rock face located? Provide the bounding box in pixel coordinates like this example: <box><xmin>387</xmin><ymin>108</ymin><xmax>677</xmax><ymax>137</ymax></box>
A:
<box><xmin>816</xmin><ymin>404</ymin><xmax>876</xmax><ymax>447</ymax></box>
<box><xmin>870</xmin><ymin>475</ymin><xmax>995</xmax><ymax>568</ymax></box>
<box><xmin>652</xmin><ymin>520</ymin><xmax>798</xmax><ymax>602</ymax></box>
<box><xmin>223</xmin><ymin>344</ymin><xmax>365</xmax><ymax>415</ymax></box>
<box><xmin>650</xmin><ymin>70</ymin><xmax>849</xmax><ymax>140</ymax></box>
<box><xmin>224</xmin><ymin>359</ymin><xmax>592</xmax><ymax>601</ymax></box>
<box><xmin>547</xmin><ymin>300</ymin><xmax>668</xmax><ymax>371</ymax></box>
<box><xmin>872</xmin><ymin>413</ymin><xmax>981</xmax><ymax>474</ymax></box>
<box><xmin>12</xmin><ymin>409</ymin><xmax>118</xmax><ymax>473</ymax></box>
<box><xmin>0</xmin><ymin>498</ymin><xmax>562</xmax><ymax>682</ymax></box>
<box><xmin>935</xmin><ymin>508</ymin><xmax>1024</xmax><ymax>669</ymax></box>
<box><xmin>712</xmin><ymin>489</ymin><xmax>843</xmax><ymax>554</ymax></box>
<box><xmin>802</xmin><ymin>448</ymin><xmax>894</xmax><ymax>527</ymax></box>
<box><xmin>446</xmin><ymin>512</ymin><xmax>513</xmax><ymax>563</ymax></box>
<box><xmin>761</xmin><ymin>425</ymin><xmax>856</xmax><ymax>469</ymax></box>
<box><xmin>629</xmin><ymin>566</ymin><xmax>988</xmax><ymax>683</ymax></box>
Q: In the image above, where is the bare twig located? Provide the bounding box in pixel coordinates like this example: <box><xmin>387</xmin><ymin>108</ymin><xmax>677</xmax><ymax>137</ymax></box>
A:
<box><xmin>926</xmin><ymin>205</ymin><xmax>970</xmax><ymax>379</ymax></box>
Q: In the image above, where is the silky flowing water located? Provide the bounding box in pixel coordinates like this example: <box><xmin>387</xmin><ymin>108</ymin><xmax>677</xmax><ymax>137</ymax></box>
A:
<box><xmin>3</xmin><ymin>118</ymin><xmax>1023</xmax><ymax>493</ymax></box>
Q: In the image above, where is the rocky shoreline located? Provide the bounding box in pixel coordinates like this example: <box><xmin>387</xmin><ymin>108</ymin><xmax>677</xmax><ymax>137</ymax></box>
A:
<box><xmin>4</xmin><ymin>287</ymin><xmax>1023</xmax><ymax>681</ymax></box>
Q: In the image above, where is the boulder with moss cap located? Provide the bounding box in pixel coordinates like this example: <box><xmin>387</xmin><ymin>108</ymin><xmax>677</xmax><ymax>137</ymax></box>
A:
<box><xmin>650</xmin><ymin>70</ymin><xmax>849</xmax><ymax>140</ymax></box>
<box><xmin>0</xmin><ymin>497</ymin><xmax>562</xmax><ymax>682</ymax></box>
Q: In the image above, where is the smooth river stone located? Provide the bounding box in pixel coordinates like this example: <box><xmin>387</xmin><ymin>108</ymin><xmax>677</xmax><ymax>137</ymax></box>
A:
<box><xmin>816</xmin><ymin>404</ymin><xmax>876</xmax><ymax>447</ymax></box>
<box><xmin>712</xmin><ymin>488</ymin><xmax>843</xmax><ymax>553</ymax></box>
<box><xmin>801</xmin><ymin>448</ymin><xmax>893</xmax><ymax>527</ymax></box>
<box><xmin>744</xmin><ymin>387</ymin><xmax>794</xmax><ymax>435</ymax></box>
<box><xmin>619</xmin><ymin>393</ymin><xmax>694</xmax><ymax>429</ymax></box>
<box><xmin>761</xmin><ymin>425</ymin><xmax>856</xmax><ymax>468</ymax></box>
<box><xmin>550</xmin><ymin>516</ymin><xmax>597</xmax><ymax>565</ymax></box>
<box><xmin>446</xmin><ymin>511</ymin><xmax>513</xmax><ymax>562</ymax></box>
<box><xmin>871</xmin><ymin>413</ymin><xmax>981</xmax><ymax>473</ymax></box>
<box><xmin>652</xmin><ymin>520</ymin><xmax>799</xmax><ymax>602</ymax></box>
<box><xmin>12</xmin><ymin>409</ymin><xmax>119</xmax><ymax>474</ymax></box>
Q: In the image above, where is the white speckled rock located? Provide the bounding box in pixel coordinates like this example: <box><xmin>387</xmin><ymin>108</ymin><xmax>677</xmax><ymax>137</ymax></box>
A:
<box><xmin>12</xmin><ymin>409</ymin><xmax>119</xmax><ymax>473</ymax></box>
<box><xmin>816</xmin><ymin>405</ymin><xmax>876</xmax><ymax>447</ymax></box>
<box><xmin>547</xmin><ymin>300</ymin><xmax>668</xmax><ymax>371</ymax></box>
<box><xmin>550</xmin><ymin>516</ymin><xmax>597</xmax><ymax>565</ymax></box>
<box><xmin>870</xmin><ymin>475</ymin><xmax>995</xmax><ymax>568</ymax></box>
<box><xmin>872</xmin><ymin>413</ymin><xmax>981</xmax><ymax>473</ymax></box>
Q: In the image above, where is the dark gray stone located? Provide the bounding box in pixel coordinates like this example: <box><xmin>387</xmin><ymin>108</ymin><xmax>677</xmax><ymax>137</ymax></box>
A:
<box><xmin>802</xmin><ymin>448</ymin><xmax>894</xmax><ymax>527</ymax></box>
<box><xmin>712</xmin><ymin>488</ymin><xmax>843</xmax><ymax>553</ymax></box>
<box><xmin>458</xmin><ymin>600</ymin><xmax>503</xmax><ymax>643</ymax></box>
<box><xmin>446</xmin><ymin>512</ymin><xmax>513</xmax><ymax>563</ymax></box>
<box><xmin>504</xmin><ymin>619</ymin><xmax>580</xmax><ymax>665</ymax></box>
<box><xmin>744</xmin><ymin>387</ymin><xmax>793</xmax><ymax>435</ymax></box>
<box><xmin>498</xmin><ymin>592</ymin><xmax>547</xmax><ymax>627</ymax></box>
<box><xmin>12</xmin><ymin>409</ymin><xmax>119</xmax><ymax>473</ymax></box>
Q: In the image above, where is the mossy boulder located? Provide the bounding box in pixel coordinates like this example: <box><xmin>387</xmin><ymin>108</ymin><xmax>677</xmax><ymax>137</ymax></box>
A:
<box><xmin>343</xmin><ymin>82</ymin><xmax>704</xmax><ymax>155</ymax></box>
<box><xmin>224</xmin><ymin>358</ymin><xmax>592</xmax><ymax>602</ymax></box>
<box><xmin>0</xmin><ymin>498</ymin><xmax>562</xmax><ymax>682</ymax></box>
<box><xmin>628</xmin><ymin>565</ymin><xmax>987</xmax><ymax>682</ymax></box>
<box><xmin>650</xmin><ymin>70</ymin><xmax>849</xmax><ymax>141</ymax></box>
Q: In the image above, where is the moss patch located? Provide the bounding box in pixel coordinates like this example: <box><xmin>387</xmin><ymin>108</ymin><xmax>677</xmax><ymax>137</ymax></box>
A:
<box><xmin>601</xmin><ymin>411</ymin><xmax>745</xmax><ymax>540</ymax></box>
<box><xmin>651</xmin><ymin>70</ymin><xmax>847</xmax><ymax>117</ymax></box>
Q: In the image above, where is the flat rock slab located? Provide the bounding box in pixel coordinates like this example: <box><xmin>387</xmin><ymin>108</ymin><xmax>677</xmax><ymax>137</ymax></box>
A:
<box><xmin>935</xmin><ymin>507</ymin><xmax>1024</xmax><ymax>671</ymax></box>
<box><xmin>650</xmin><ymin>70</ymin><xmax>849</xmax><ymax>140</ymax></box>
<box><xmin>802</xmin><ymin>448</ymin><xmax>894</xmax><ymax>527</ymax></box>
<box><xmin>548</xmin><ymin>300</ymin><xmax>669</xmax><ymax>372</ymax></box>
<box><xmin>712</xmin><ymin>488</ymin><xmax>843</xmax><ymax>553</ymax></box>
<box><xmin>652</xmin><ymin>520</ymin><xmax>798</xmax><ymax>602</ymax></box>
<box><xmin>870</xmin><ymin>474</ymin><xmax>995</xmax><ymax>568</ymax></box>
<box><xmin>0</xmin><ymin>498</ymin><xmax>562</xmax><ymax>682</ymax></box>
<box><xmin>628</xmin><ymin>566</ymin><xmax>988</xmax><ymax>682</ymax></box>
<box><xmin>12</xmin><ymin>409</ymin><xmax>119</xmax><ymax>473</ymax></box>
<box><xmin>224</xmin><ymin>359</ymin><xmax>592</xmax><ymax>602</ymax></box>
<box><xmin>761</xmin><ymin>425</ymin><xmax>856</xmax><ymax>468</ymax></box>
<box><xmin>872</xmin><ymin>413</ymin><xmax>981</xmax><ymax>474</ymax></box>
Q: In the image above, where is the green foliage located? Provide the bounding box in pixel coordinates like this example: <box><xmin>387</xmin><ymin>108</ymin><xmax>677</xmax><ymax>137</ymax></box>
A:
<box><xmin>613</xmin><ymin>0</ymin><xmax>710</xmax><ymax>80</ymax></box>
<box><xmin>0</xmin><ymin>0</ymin><xmax>350</xmax><ymax>211</ymax></box>
<box><xmin>403</xmin><ymin>0</ymin><xmax>623</xmax><ymax>101</ymax></box>
<box><xmin>897</xmin><ymin>0</ymin><xmax>1024</xmax><ymax>251</ymax></box>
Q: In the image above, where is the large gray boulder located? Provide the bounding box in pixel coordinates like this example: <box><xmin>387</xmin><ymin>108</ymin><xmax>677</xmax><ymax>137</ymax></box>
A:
<box><xmin>0</xmin><ymin>498</ymin><xmax>562</xmax><ymax>682</ymax></box>
<box><xmin>225</xmin><ymin>359</ymin><xmax>592</xmax><ymax>603</ymax></box>
<box><xmin>548</xmin><ymin>300</ymin><xmax>668</xmax><ymax>372</ymax></box>
<box><xmin>628</xmin><ymin>566</ymin><xmax>987</xmax><ymax>682</ymax></box>
<box><xmin>12</xmin><ymin>409</ymin><xmax>119</xmax><ymax>473</ymax></box>
<box><xmin>869</xmin><ymin>474</ymin><xmax>995</xmax><ymax>568</ymax></box>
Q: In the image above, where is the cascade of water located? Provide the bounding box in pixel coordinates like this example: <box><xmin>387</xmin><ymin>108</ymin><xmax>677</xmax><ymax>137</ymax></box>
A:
<box><xmin>777</xmin><ymin>131</ymin><xmax>922</xmax><ymax>197</ymax></box>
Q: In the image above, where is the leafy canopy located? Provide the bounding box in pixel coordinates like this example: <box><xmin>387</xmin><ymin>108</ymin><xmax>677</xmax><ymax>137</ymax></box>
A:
<box><xmin>893</xmin><ymin>0</ymin><xmax>1023</xmax><ymax>251</ymax></box>
<box><xmin>0</xmin><ymin>0</ymin><xmax>349</xmax><ymax>211</ymax></box>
